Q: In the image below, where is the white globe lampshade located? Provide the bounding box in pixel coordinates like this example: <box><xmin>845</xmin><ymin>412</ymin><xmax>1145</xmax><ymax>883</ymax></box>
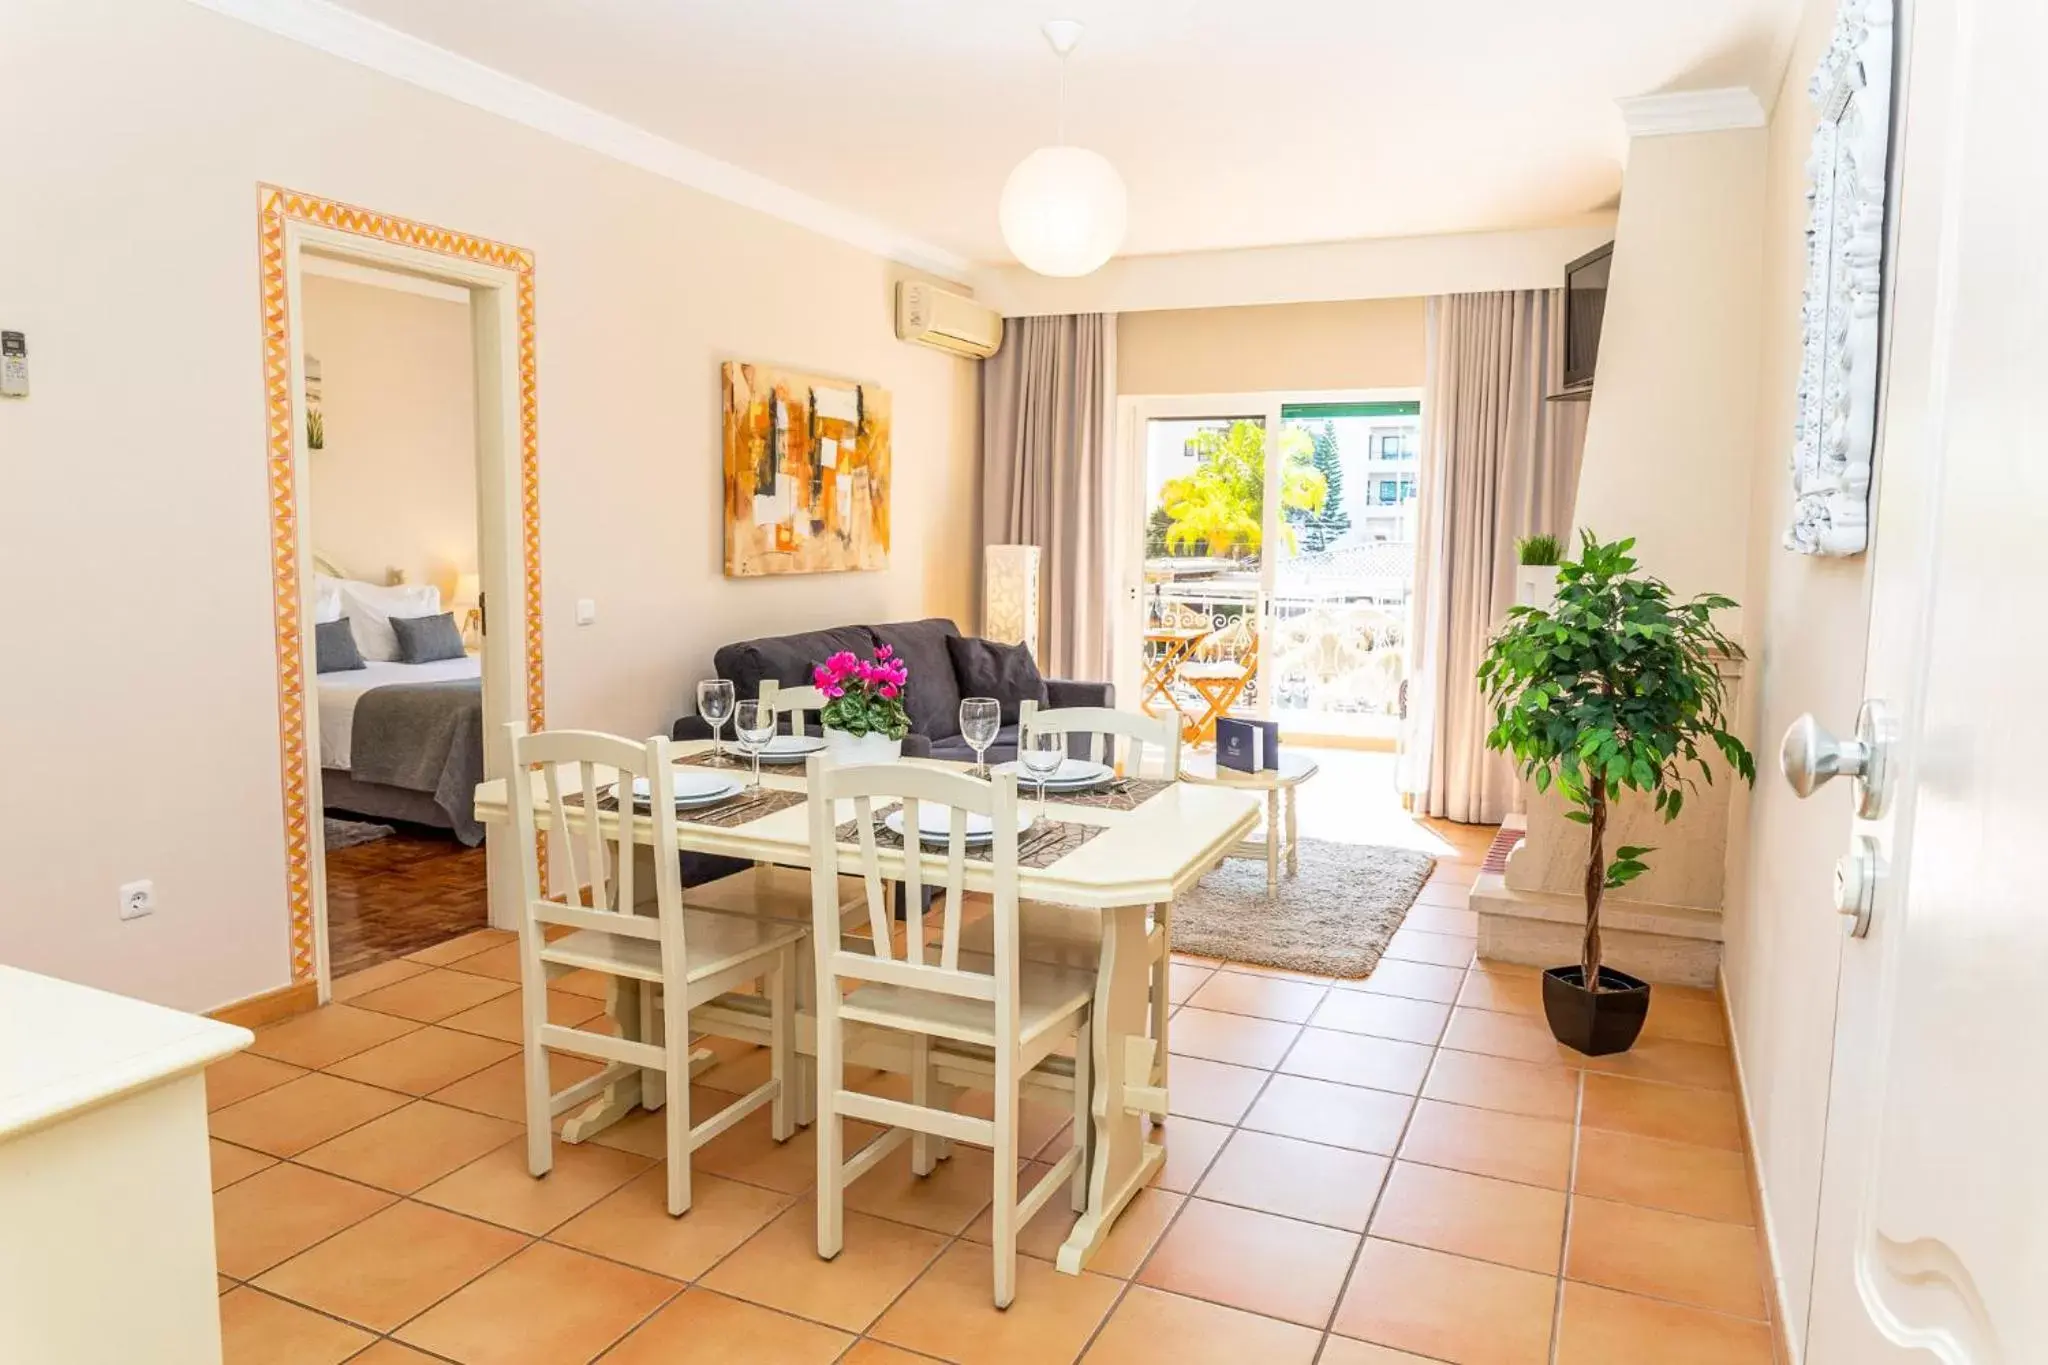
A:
<box><xmin>998</xmin><ymin>145</ymin><xmax>1128</xmax><ymax>277</ymax></box>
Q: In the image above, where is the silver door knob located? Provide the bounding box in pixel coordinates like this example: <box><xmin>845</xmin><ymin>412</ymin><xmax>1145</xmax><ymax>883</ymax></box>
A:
<box><xmin>1834</xmin><ymin>835</ymin><xmax>1880</xmax><ymax>937</ymax></box>
<box><xmin>1780</xmin><ymin>714</ymin><xmax>1870</xmax><ymax>797</ymax></box>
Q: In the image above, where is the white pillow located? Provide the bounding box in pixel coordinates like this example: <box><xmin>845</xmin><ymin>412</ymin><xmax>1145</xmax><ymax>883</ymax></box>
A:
<box><xmin>311</xmin><ymin>581</ymin><xmax>344</xmax><ymax>625</ymax></box>
<box><xmin>334</xmin><ymin>578</ymin><xmax>441</xmax><ymax>662</ymax></box>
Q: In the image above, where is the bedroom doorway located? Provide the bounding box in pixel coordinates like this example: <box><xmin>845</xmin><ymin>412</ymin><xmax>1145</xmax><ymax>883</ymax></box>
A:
<box><xmin>261</xmin><ymin>187</ymin><xmax>543</xmax><ymax>1005</ymax></box>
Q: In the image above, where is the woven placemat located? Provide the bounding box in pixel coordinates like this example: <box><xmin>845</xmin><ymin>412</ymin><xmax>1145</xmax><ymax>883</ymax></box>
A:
<box><xmin>835</xmin><ymin>803</ymin><xmax>1105</xmax><ymax>869</ymax></box>
<box><xmin>679</xmin><ymin>750</ymin><xmax>750</xmax><ymax>771</ymax></box>
<box><xmin>1031</xmin><ymin>776</ymin><xmax>1173</xmax><ymax>812</ymax></box>
<box><xmin>563</xmin><ymin>785</ymin><xmax>806</xmax><ymax>828</ymax></box>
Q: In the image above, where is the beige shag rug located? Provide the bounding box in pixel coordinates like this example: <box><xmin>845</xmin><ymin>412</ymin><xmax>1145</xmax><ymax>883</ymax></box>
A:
<box><xmin>1171</xmin><ymin>838</ymin><xmax>1436</xmax><ymax>978</ymax></box>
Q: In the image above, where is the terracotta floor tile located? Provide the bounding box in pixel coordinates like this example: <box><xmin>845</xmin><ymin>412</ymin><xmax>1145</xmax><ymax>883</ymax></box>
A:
<box><xmin>1574</xmin><ymin>1128</ymin><xmax>1755</xmax><ymax>1225</ymax></box>
<box><xmin>442</xmin><ymin>938</ymin><xmax>525</xmax><ymax>982</ymax></box>
<box><xmin>700</xmin><ymin>1203</ymin><xmax>948</xmax><ymax>1332</ymax></box>
<box><xmin>255</xmin><ymin>1199</ymin><xmax>527</xmax><ymax>1331</ymax></box>
<box><xmin>438</xmin><ymin>987</ymin><xmax>607</xmax><ymax>1043</ymax></box>
<box><xmin>1163</xmin><ymin>1055</ymin><xmax>1271</xmax><ymax>1124</ymax></box>
<box><xmin>692</xmin><ymin>1087</ymin><xmax>882</xmax><ymax>1194</ymax></box>
<box><xmin>206</xmin><ymin>1052</ymin><xmax>307</xmax><ymax>1112</ymax></box>
<box><xmin>1151</xmin><ymin>1115</ymin><xmax>1233</xmax><ymax>1192</ymax></box>
<box><xmin>1197</xmin><ymin>1129</ymin><xmax>1389</xmax><ymax>1230</ymax></box>
<box><xmin>840</xmin><ymin>1343</ymin><xmax>938</xmax><ymax>1365</ymax></box>
<box><xmin>1349</xmin><ymin>959</ymin><xmax>1467</xmax><ymax>1005</ymax></box>
<box><xmin>1442</xmin><ymin>1006</ymin><xmax>1574</xmax><ymax>1065</ymax></box>
<box><xmin>208</xmin><ymin>1072</ymin><xmax>410</xmax><ymax>1157</ymax></box>
<box><xmin>953</xmin><ymin>1087</ymin><xmax>1078</xmax><ymax>1163</ymax></box>
<box><xmin>600</xmin><ymin>1287</ymin><xmax>852</xmax><ymax>1363</ymax></box>
<box><xmin>1402</xmin><ymin>904</ymin><xmax>1482</xmax><ymax>937</ymax></box>
<box><xmin>577</xmin><ymin>1105</ymin><xmax>670</xmax><ymax>1160</ymax></box>
<box><xmin>1185</xmin><ymin>970</ymin><xmax>1328</xmax><ymax>1023</ymax></box>
<box><xmin>353</xmin><ymin>967</ymin><xmax>519</xmax><ymax>1023</ymax></box>
<box><xmin>1167</xmin><ymin>1006</ymin><xmax>1302</xmax><ymax>1069</ymax></box>
<box><xmin>416</xmin><ymin>1133</ymin><xmax>652</xmax><ymax>1234</ymax></box>
<box><xmin>331</xmin><ymin>956</ymin><xmax>433</xmax><ymax>1002</ymax></box>
<box><xmin>552</xmin><ymin>966</ymin><xmax>615</xmax><ymax>999</ymax></box>
<box><xmin>1369</xmin><ymin>1161</ymin><xmax>1567</xmax><ymax>1274</ymax></box>
<box><xmin>427</xmin><ymin>1052</ymin><xmax>605</xmax><ymax>1122</ymax></box>
<box><xmin>1318</xmin><ymin>1337</ymin><xmax>1448</xmax><ymax>1364</ymax></box>
<box><xmin>964</xmin><ymin>1181</ymin><xmax>1181</xmax><ymax>1278</ymax></box>
<box><xmin>1168</xmin><ymin>960</ymin><xmax>1214</xmax><ymax>1003</ymax></box>
<box><xmin>1579</xmin><ymin>1073</ymin><xmax>1741</xmax><ymax>1150</ymax></box>
<box><xmin>209</xmin><ymin>1138</ymin><xmax>277</xmax><ymax>1191</ymax></box>
<box><xmin>1457</xmin><ymin>966</ymin><xmax>1546</xmax><ymax>1016</ymax></box>
<box><xmin>1398</xmin><ymin>1098</ymin><xmax>1574</xmax><ymax>1189</ymax></box>
<box><xmin>348</xmin><ymin>1343</ymin><xmax>447</xmax><ymax>1363</ymax></box>
<box><xmin>1137</xmin><ymin>1197</ymin><xmax>1359</xmax><ymax>1327</ymax></box>
<box><xmin>218</xmin><ymin>1285</ymin><xmax>375</xmax><ymax>1365</ymax></box>
<box><xmin>1242</xmin><ymin>1073</ymin><xmax>1412</xmax><ymax>1154</ymax></box>
<box><xmin>324</xmin><ymin>1025</ymin><xmax>518</xmax><ymax>1095</ymax></box>
<box><xmin>553</xmin><ymin>1167</ymin><xmax>794</xmax><ymax>1280</ymax></box>
<box><xmin>406</xmin><ymin>927</ymin><xmax>515</xmax><ymax>966</ymax></box>
<box><xmin>697</xmin><ymin>1039</ymin><xmax>775</xmax><ymax>1094</ymax></box>
<box><xmin>1422</xmin><ymin>1050</ymin><xmax>1580</xmax><ymax>1122</ymax></box>
<box><xmin>1384</xmin><ymin>928</ymin><xmax>1477</xmax><ymax>969</ymax></box>
<box><xmin>1640</xmin><ymin>994</ymin><xmax>1730</xmax><ymax>1046</ymax></box>
<box><xmin>211</xmin><ymin>1163</ymin><xmax>396</xmax><ymax>1279</ymax></box>
<box><xmin>1309</xmin><ymin>990</ymin><xmax>1452</xmax><ymax>1045</ymax></box>
<box><xmin>1081</xmin><ymin>1284</ymin><xmax>1322</xmax><ymax>1364</ymax></box>
<box><xmin>296</xmin><ymin>1100</ymin><xmax>522</xmax><ymax>1194</ymax></box>
<box><xmin>870</xmin><ymin>1239</ymin><xmax>1122</xmax><ymax>1364</ymax></box>
<box><xmin>396</xmin><ymin>1241</ymin><xmax>677</xmax><ymax>1364</ymax></box>
<box><xmin>1555</xmin><ymin>1280</ymin><xmax>1774</xmax><ymax>1365</ymax></box>
<box><xmin>247</xmin><ymin>1004</ymin><xmax>421</xmax><ymax>1070</ymax></box>
<box><xmin>1331</xmin><ymin>1238</ymin><xmax>1556</xmax><ymax>1365</ymax></box>
<box><xmin>1280</xmin><ymin>1028</ymin><xmax>1434</xmax><ymax>1095</ymax></box>
<box><xmin>1411</xmin><ymin>880</ymin><xmax>1475</xmax><ymax>910</ymax></box>
<box><xmin>842</xmin><ymin>1140</ymin><xmax>1004</xmax><ymax>1235</ymax></box>
<box><xmin>1566</xmin><ymin>1196</ymin><xmax>1768</xmax><ymax>1319</ymax></box>
<box><xmin>1578</xmin><ymin>1037</ymin><xmax>1735</xmax><ymax>1092</ymax></box>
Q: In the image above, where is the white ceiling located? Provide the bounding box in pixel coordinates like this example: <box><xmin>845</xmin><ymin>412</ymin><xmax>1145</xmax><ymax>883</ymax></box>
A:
<box><xmin>320</xmin><ymin>0</ymin><xmax>1802</xmax><ymax>267</ymax></box>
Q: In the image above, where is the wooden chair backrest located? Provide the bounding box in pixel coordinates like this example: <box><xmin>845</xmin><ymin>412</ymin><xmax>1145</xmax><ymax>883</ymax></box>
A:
<box><xmin>1016</xmin><ymin>702</ymin><xmax>1182</xmax><ymax>780</ymax></box>
<box><xmin>759</xmin><ymin>680</ymin><xmax>828</xmax><ymax>735</ymax></box>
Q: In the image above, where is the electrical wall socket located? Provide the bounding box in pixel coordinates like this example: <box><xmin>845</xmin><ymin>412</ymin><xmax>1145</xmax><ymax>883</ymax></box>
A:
<box><xmin>118</xmin><ymin>880</ymin><xmax>156</xmax><ymax>921</ymax></box>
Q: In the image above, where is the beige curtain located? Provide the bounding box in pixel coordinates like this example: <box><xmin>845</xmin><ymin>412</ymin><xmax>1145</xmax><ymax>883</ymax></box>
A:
<box><xmin>1406</xmin><ymin>290</ymin><xmax>1587</xmax><ymax>824</ymax></box>
<box><xmin>980</xmin><ymin>314</ymin><xmax>1117</xmax><ymax>681</ymax></box>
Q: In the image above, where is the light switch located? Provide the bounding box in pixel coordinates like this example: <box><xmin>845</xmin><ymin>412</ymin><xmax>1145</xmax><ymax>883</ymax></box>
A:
<box><xmin>575</xmin><ymin>598</ymin><xmax>598</xmax><ymax>626</ymax></box>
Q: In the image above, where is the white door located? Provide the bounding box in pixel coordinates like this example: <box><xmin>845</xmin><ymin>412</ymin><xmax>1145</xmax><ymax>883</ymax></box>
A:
<box><xmin>1803</xmin><ymin>1</ymin><xmax>2046</xmax><ymax>1359</ymax></box>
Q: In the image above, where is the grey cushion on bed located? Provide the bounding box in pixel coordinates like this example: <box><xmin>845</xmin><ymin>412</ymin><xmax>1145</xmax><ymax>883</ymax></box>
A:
<box><xmin>391</xmin><ymin>612</ymin><xmax>467</xmax><ymax>664</ymax></box>
<box><xmin>316</xmin><ymin>617</ymin><xmax>366</xmax><ymax>673</ymax></box>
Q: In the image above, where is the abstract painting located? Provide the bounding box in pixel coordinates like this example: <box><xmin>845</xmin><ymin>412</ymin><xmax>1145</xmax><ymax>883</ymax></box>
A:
<box><xmin>722</xmin><ymin>361</ymin><xmax>891</xmax><ymax>576</ymax></box>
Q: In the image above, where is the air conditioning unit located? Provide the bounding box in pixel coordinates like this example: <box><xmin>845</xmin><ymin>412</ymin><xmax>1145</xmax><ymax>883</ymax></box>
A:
<box><xmin>895</xmin><ymin>281</ymin><xmax>1003</xmax><ymax>359</ymax></box>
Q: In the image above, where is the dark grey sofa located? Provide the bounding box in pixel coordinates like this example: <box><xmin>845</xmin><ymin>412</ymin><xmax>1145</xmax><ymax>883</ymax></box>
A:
<box><xmin>671</xmin><ymin>617</ymin><xmax>1110</xmax><ymax>763</ymax></box>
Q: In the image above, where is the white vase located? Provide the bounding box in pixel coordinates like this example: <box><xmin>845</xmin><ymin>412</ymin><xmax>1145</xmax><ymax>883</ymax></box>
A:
<box><xmin>1516</xmin><ymin>564</ymin><xmax>1561</xmax><ymax>612</ymax></box>
<box><xmin>823</xmin><ymin>729</ymin><xmax>904</xmax><ymax>765</ymax></box>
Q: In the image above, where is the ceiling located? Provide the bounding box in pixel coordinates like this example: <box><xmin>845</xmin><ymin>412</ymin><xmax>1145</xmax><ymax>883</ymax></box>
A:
<box><xmin>322</xmin><ymin>0</ymin><xmax>1802</xmax><ymax>266</ymax></box>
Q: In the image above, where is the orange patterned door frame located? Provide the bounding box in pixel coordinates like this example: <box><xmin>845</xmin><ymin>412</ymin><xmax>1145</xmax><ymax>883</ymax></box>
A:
<box><xmin>258</xmin><ymin>185</ymin><xmax>544</xmax><ymax>987</ymax></box>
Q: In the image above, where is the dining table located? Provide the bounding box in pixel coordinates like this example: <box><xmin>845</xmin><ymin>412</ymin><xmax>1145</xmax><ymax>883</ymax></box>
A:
<box><xmin>471</xmin><ymin>739</ymin><xmax>1261</xmax><ymax>1275</ymax></box>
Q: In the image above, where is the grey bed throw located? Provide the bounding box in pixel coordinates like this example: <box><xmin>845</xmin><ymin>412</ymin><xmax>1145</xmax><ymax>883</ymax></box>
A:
<box><xmin>348</xmin><ymin>679</ymin><xmax>485</xmax><ymax>846</ymax></box>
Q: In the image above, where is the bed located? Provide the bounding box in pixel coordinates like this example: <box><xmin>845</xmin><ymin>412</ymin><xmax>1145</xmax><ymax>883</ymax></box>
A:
<box><xmin>313</xmin><ymin>558</ymin><xmax>486</xmax><ymax>846</ymax></box>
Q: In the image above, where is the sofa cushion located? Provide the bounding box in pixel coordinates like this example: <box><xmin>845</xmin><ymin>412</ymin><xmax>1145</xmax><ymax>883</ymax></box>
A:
<box><xmin>945</xmin><ymin>635</ymin><xmax>1047</xmax><ymax>725</ymax></box>
<box><xmin>714</xmin><ymin>624</ymin><xmax>878</xmax><ymax>703</ymax></box>
<box><xmin>869</xmin><ymin>618</ymin><xmax>965</xmax><ymax>740</ymax></box>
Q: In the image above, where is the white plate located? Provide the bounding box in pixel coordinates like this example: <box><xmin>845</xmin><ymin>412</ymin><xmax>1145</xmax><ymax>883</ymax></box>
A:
<box><xmin>630</xmin><ymin>772</ymin><xmax>741</xmax><ymax>807</ymax></box>
<box><xmin>754</xmin><ymin>734</ymin><xmax>826</xmax><ymax>763</ymax></box>
<box><xmin>883</xmin><ymin>805</ymin><xmax>1036</xmax><ymax>845</ymax></box>
<box><xmin>991</xmin><ymin>757</ymin><xmax>1113</xmax><ymax>790</ymax></box>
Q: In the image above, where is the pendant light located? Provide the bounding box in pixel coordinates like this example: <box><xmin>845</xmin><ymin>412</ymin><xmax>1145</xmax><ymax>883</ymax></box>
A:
<box><xmin>999</xmin><ymin>19</ymin><xmax>1128</xmax><ymax>277</ymax></box>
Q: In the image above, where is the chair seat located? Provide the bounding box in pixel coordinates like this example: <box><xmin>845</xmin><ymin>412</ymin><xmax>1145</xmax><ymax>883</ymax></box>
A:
<box><xmin>539</xmin><ymin>910</ymin><xmax>805</xmax><ymax>988</ymax></box>
<box><xmin>839</xmin><ymin>958</ymin><xmax>1094</xmax><ymax>1050</ymax></box>
<box><xmin>684</xmin><ymin>866</ymin><xmax>865</xmax><ymax>924</ymax></box>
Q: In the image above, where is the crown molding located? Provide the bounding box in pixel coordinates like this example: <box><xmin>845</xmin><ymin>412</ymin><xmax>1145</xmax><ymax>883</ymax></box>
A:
<box><xmin>183</xmin><ymin>0</ymin><xmax>972</xmax><ymax>282</ymax></box>
<box><xmin>1616</xmin><ymin>87</ymin><xmax>1767</xmax><ymax>138</ymax></box>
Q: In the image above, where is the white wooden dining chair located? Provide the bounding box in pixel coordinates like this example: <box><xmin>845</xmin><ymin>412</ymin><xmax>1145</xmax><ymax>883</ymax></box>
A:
<box><xmin>758</xmin><ymin>679</ymin><xmax>827</xmax><ymax>735</ymax></box>
<box><xmin>805</xmin><ymin>754</ymin><xmax>1092</xmax><ymax>1308</ymax></box>
<box><xmin>507</xmin><ymin>723</ymin><xmax>806</xmax><ymax>1215</ymax></box>
<box><xmin>1006</xmin><ymin>703</ymin><xmax>1180</xmax><ymax>1091</ymax></box>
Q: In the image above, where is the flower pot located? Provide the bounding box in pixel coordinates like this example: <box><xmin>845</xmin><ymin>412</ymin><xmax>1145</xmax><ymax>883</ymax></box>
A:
<box><xmin>1541</xmin><ymin>965</ymin><xmax>1651</xmax><ymax>1056</ymax></box>
<box><xmin>1516</xmin><ymin>564</ymin><xmax>1560</xmax><ymax>612</ymax></box>
<box><xmin>822</xmin><ymin>729</ymin><xmax>903</xmax><ymax>765</ymax></box>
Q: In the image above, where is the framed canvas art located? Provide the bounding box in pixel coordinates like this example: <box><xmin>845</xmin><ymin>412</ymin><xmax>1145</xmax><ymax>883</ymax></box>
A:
<box><xmin>722</xmin><ymin>361</ymin><xmax>891</xmax><ymax>576</ymax></box>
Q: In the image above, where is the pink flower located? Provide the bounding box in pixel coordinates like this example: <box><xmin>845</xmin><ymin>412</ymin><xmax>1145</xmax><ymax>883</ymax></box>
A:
<box><xmin>812</xmin><ymin>665</ymin><xmax>832</xmax><ymax>689</ymax></box>
<box><xmin>879</xmin><ymin>683</ymin><xmax>899</xmax><ymax>699</ymax></box>
<box><xmin>823</xmin><ymin>684</ymin><xmax>844</xmax><ymax>699</ymax></box>
<box><xmin>876</xmin><ymin>644</ymin><xmax>894</xmax><ymax>660</ymax></box>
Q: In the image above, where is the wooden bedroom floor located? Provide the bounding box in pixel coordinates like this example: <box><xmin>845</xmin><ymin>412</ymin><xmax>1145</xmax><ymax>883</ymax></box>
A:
<box><xmin>325</xmin><ymin>829</ymin><xmax>489</xmax><ymax>977</ymax></box>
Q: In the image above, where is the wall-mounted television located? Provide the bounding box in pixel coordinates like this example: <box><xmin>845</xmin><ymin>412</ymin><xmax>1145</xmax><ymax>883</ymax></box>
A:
<box><xmin>1562</xmin><ymin>242</ymin><xmax>1613</xmax><ymax>391</ymax></box>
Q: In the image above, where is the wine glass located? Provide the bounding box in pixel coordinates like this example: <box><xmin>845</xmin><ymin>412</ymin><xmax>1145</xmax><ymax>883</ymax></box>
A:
<box><xmin>959</xmin><ymin>697</ymin><xmax>1001</xmax><ymax>778</ymax></box>
<box><xmin>697</xmin><ymin>679</ymin><xmax>735</xmax><ymax>766</ymax></box>
<box><xmin>734</xmin><ymin>699</ymin><xmax>775</xmax><ymax>792</ymax></box>
<box><xmin>1020</xmin><ymin>729</ymin><xmax>1066</xmax><ymax>823</ymax></box>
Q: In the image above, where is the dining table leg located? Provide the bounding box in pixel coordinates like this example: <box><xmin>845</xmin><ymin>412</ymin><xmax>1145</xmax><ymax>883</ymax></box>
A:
<box><xmin>1265</xmin><ymin>789</ymin><xmax>1281</xmax><ymax>899</ymax></box>
<box><xmin>1057</xmin><ymin>902</ymin><xmax>1166</xmax><ymax>1274</ymax></box>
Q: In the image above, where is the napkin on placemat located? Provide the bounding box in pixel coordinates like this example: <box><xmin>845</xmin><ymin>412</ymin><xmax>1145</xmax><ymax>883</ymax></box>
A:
<box><xmin>562</xmin><ymin>785</ymin><xmax>805</xmax><ymax>828</ymax></box>
<box><xmin>834</xmin><ymin>803</ymin><xmax>1105</xmax><ymax>869</ymax></box>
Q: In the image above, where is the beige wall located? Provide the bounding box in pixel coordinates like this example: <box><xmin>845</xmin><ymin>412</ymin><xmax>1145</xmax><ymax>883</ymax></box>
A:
<box><xmin>1572</xmin><ymin>126</ymin><xmax>1767</xmax><ymax>610</ymax></box>
<box><xmin>303</xmin><ymin>275</ymin><xmax>477</xmax><ymax>601</ymax></box>
<box><xmin>1117</xmin><ymin>298</ymin><xmax>1426</xmax><ymax>396</ymax></box>
<box><xmin>1720</xmin><ymin>0</ymin><xmax>1871</xmax><ymax>1343</ymax></box>
<box><xmin>0</xmin><ymin>0</ymin><xmax>980</xmax><ymax>1013</ymax></box>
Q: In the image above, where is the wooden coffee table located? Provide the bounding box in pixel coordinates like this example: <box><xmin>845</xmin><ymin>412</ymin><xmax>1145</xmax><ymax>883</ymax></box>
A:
<box><xmin>1178</xmin><ymin>750</ymin><xmax>1320</xmax><ymax>899</ymax></box>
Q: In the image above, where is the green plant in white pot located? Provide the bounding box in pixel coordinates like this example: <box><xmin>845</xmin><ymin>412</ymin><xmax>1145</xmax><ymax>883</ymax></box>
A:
<box><xmin>1478</xmin><ymin>532</ymin><xmax>1756</xmax><ymax>1054</ymax></box>
<box><xmin>1515</xmin><ymin>533</ymin><xmax>1563</xmax><ymax>611</ymax></box>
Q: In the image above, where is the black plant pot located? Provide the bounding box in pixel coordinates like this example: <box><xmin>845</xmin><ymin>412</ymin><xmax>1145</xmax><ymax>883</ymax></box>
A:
<box><xmin>1541</xmin><ymin>965</ymin><xmax>1651</xmax><ymax>1056</ymax></box>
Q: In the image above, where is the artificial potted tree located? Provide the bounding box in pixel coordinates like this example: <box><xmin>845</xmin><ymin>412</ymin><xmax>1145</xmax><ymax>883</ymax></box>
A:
<box><xmin>1478</xmin><ymin>532</ymin><xmax>1756</xmax><ymax>1054</ymax></box>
